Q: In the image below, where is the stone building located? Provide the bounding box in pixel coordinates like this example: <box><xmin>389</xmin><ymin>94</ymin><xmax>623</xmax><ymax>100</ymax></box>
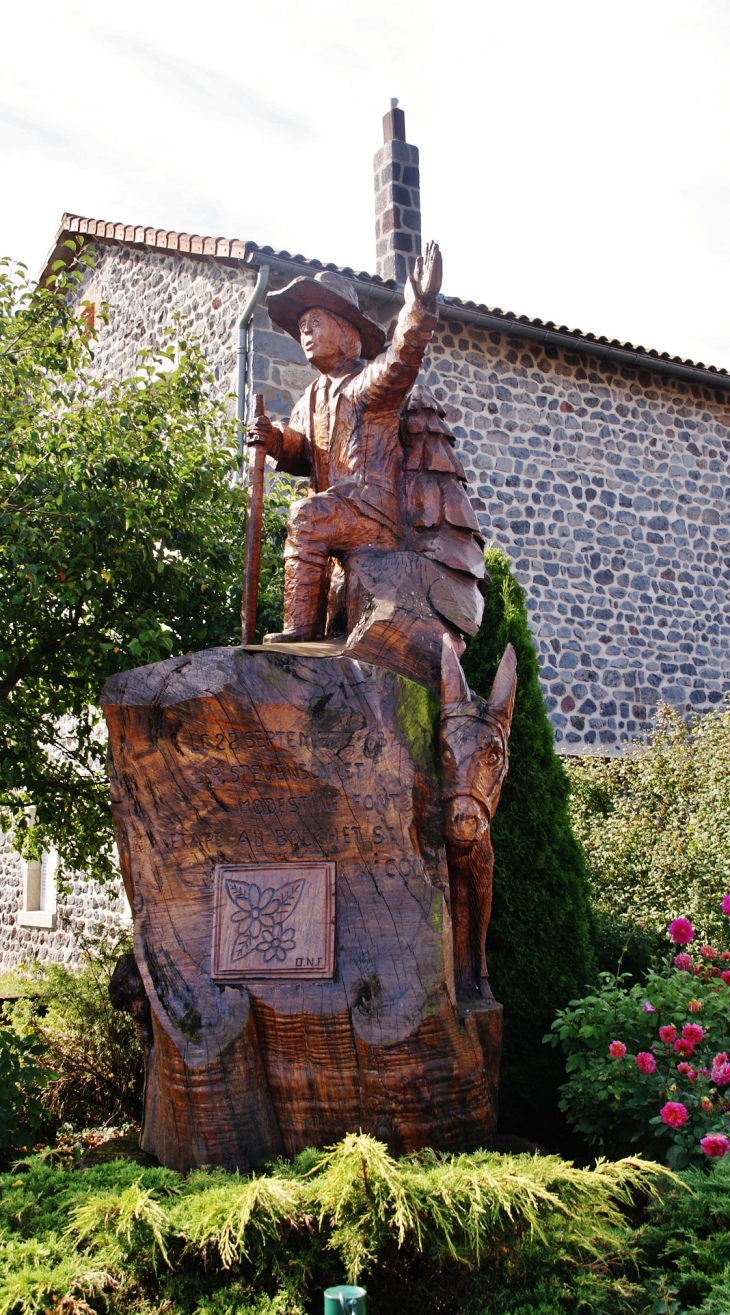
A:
<box><xmin>3</xmin><ymin>103</ymin><xmax>729</xmax><ymax>966</ymax></box>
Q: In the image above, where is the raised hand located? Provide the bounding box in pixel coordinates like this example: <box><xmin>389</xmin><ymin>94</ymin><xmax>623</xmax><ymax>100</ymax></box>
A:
<box><xmin>410</xmin><ymin>240</ymin><xmax>442</xmax><ymax>305</ymax></box>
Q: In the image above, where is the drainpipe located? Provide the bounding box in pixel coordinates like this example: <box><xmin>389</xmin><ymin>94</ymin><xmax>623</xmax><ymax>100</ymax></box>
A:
<box><xmin>236</xmin><ymin>264</ymin><xmax>270</xmax><ymax>477</ymax></box>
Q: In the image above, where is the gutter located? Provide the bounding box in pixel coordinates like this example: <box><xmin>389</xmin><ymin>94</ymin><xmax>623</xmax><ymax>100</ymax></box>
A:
<box><xmin>246</xmin><ymin>250</ymin><xmax>730</xmax><ymax>394</ymax></box>
<box><xmin>236</xmin><ymin>264</ymin><xmax>270</xmax><ymax>474</ymax></box>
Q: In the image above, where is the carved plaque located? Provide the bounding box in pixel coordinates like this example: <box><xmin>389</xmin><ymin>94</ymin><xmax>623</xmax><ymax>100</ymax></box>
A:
<box><xmin>211</xmin><ymin>861</ymin><xmax>335</xmax><ymax>981</ymax></box>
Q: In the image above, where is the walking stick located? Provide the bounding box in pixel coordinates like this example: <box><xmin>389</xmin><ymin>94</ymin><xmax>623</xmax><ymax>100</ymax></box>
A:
<box><xmin>241</xmin><ymin>394</ymin><xmax>267</xmax><ymax>644</ymax></box>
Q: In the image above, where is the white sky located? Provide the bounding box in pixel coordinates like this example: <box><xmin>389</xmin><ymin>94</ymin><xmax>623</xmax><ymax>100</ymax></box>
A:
<box><xmin>2</xmin><ymin>0</ymin><xmax>730</xmax><ymax>368</ymax></box>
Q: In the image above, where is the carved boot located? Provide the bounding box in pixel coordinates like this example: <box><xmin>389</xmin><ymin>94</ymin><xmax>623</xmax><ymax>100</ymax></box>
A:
<box><xmin>263</xmin><ymin>550</ymin><xmax>328</xmax><ymax>645</ymax></box>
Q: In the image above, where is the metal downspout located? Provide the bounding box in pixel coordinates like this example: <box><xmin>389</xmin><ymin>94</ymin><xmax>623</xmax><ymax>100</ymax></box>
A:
<box><xmin>236</xmin><ymin>264</ymin><xmax>270</xmax><ymax>477</ymax></box>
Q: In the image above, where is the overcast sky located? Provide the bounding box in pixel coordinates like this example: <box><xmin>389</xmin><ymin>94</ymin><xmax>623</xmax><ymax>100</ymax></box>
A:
<box><xmin>2</xmin><ymin>0</ymin><xmax>730</xmax><ymax>368</ymax></box>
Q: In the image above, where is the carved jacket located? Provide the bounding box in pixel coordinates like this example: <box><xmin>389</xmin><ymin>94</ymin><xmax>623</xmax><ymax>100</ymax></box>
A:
<box><xmin>272</xmin><ymin>291</ymin><xmax>438</xmax><ymax>535</ymax></box>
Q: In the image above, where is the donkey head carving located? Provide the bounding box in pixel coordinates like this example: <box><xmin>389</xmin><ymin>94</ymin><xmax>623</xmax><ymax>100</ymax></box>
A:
<box><xmin>440</xmin><ymin>636</ymin><xmax>517</xmax><ymax>848</ymax></box>
<box><xmin>440</xmin><ymin>634</ymin><xmax>517</xmax><ymax>999</ymax></box>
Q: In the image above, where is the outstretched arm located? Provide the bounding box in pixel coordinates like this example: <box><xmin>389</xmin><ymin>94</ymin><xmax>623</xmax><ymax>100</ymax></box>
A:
<box><xmin>356</xmin><ymin>241</ymin><xmax>442</xmax><ymax>410</ymax></box>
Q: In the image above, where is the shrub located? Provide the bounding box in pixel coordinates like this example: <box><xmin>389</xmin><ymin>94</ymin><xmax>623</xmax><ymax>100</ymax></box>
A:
<box><xmin>0</xmin><ymin>1134</ymin><xmax>670</xmax><ymax>1315</ymax></box>
<box><xmin>5</xmin><ymin>934</ymin><xmax>143</xmax><ymax>1130</ymax></box>
<box><xmin>461</xmin><ymin>549</ymin><xmax>595</xmax><ymax>1136</ymax></box>
<box><xmin>0</xmin><ymin>1028</ymin><xmax>52</xmax><ymax>1152</ymax></box>
<box><xmin>547</xmin><ymin>903</ymin><xmax>730</xmax><ymax>1168</ymax></box>
<box><xmin>638</xmin><ymin>1152</ymin><xmax>730</xmax><ymax>1314</ymax></box>
<box><xmin>591</xmin><ymin>912</ymin><xmax>667</xmax><ymax>983</ymax></box>
<box><xmin>566</xmin><ymin>700</ymin><xmax>730</xmax><ymax>944</ymax></box>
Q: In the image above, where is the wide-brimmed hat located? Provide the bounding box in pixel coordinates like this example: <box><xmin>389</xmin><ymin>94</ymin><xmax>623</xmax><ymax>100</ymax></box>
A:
<box><xmin>267</xmin><ymin>270</ymin><xmax>386</xmax><ymax>360</ymax></box>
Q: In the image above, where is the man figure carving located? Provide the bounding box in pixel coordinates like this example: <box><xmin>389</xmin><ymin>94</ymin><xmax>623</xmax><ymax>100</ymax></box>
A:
<box><xmin>249</xmin><ymin>241</ymin><xmax>443</xmax><ymax>643</ymax></box>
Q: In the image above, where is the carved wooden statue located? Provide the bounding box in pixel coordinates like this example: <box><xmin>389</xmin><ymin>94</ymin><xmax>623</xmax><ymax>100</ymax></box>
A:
<box><xmin>440</xmin><ymin>636</ymin><xmax>517</xmax><ymax>1002</ymax></box>
<box><xmin>251</xmin><ymin>242</ymin><xmax>442</xmax><ymax>644</ymax></box>
<box><xmin>104</xmin><ymin>245</ymin><xmax>517</xmax><ymax>1171</ymax></box>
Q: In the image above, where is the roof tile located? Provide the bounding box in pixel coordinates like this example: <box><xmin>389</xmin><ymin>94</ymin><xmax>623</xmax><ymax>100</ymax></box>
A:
<box><xmin>42</xmin><ymin>212</ymin><xmax>730</xmax><ymax>386</ymax></box>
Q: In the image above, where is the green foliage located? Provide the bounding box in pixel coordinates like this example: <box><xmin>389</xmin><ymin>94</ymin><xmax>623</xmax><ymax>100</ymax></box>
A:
<box><xmin>0</xmin><ymin>250</ymin><xmax>295</xmax><ymax>882</ymax></box>
<box><xmin>566</xmin><ymin>701</ymin><xmax>730</xmax><ymax>944</ymax></box>
<box><xmin>640</xmin><ymin>1153</ymin><xmax>730</xmax><ymax>1314</ymax></box>
<box><xmin>547</xmin><ymin>944</ymin><xmax>730</xmax><ymax>1168</ymax></box>
<box><xmin>0</xmin><ymin>1133</ymin><xmax>672</xmax><ymax>1315</ymax></box>
<box><xmin>591</xmin><ymin>913</ymin><xmax>668</xmax><ymax>984</ymax></box>
<box><xmin>5</xmin><ymin>934</ymin><xmax>143</xmax><ymax>1130</ymax></box>
<box><xmin>0</xmin><ymin>1029</ymin><xmax>52</xmax><ymax>1151</ymax></box>
<box><xmin>461</xmin><ymin>549</ymin><xmax>595</xmax><ymax>1130</ymax></box>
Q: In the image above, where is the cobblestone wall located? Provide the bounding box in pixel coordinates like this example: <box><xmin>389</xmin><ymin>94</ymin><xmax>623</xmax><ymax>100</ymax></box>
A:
<box><xmin>421</xmin><ymin>322</ymin><xmax>730</xmax><ymax>752</ymax></box>
<box><xmin>0</xmin><ymin>834</ymin><xmax>131</xmax><ymax>970</ymax></box>
<box><xmin>77</xmin><ymin>242</ymin><xmax>730</xmax><ymax>758</ymax></box>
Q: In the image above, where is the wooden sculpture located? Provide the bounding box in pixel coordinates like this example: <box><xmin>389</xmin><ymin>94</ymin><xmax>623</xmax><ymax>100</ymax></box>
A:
<box><xmin>250</xmin><ymin>244</ymin><xmax>441</xmax><ymax>638</ymax></box>
<box><xmin>105</xmin><ymin>245</ymin><xmax>516</xmax><ymax>1171</ymax></box>
<box><xmin>440</xmin><ymin>636</ymin><xmax>517</xmax><ymax>1002</ymax></box>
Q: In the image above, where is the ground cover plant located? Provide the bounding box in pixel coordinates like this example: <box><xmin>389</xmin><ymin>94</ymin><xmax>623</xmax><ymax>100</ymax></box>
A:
<box><xmin>547</xmin><ymin>899</ymin><xmax>730</xmax><ymax>1169</ymax></box>
<box><xmin>567</xmin><ymin>699</ymin><xmax>730</xmax><ymax>945</ymax></box>
<box><xmin>461</xmin><ymin>549</ymin><xmax>595</xmax><ymax>1140</ymax></box>
<box><xmin>0</xmin><ymin>1132</ymin><xmax>676</xmax><ymax>1315</ymax></box>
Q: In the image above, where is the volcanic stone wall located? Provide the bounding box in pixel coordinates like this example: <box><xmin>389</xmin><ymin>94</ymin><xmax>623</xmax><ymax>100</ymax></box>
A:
<box><xmin>420</xmin><ymin>321</ymin><xmax>730</xmax><ymax>752</ymax></box>
<box><xmin>75</xmin><ymin>242</ymin><xmax>730</xmax><ymax>755</ymax></box>
<box><xmin>0</xmin><ymin>833</ymin><xmax>131</xmax><ymax>970</ymax></box>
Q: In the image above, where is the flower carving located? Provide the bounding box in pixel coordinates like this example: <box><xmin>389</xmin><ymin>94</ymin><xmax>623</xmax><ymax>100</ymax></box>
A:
<box><xmin>226</xmin><ymin>878</ymin><xmax>304</xmax><ymax>964</ymax></box>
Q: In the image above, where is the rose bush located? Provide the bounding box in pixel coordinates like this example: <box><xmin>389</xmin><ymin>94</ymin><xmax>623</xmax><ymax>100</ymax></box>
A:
<box><xmin>545</xmin><ymin>900</ymin><xmax>730</xmax><ymax>1168</ymax></box>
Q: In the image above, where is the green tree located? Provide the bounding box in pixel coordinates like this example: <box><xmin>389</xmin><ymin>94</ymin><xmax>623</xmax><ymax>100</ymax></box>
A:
<box><xmin>461</xmin><ymin>548</ymin><xmax>595</xmax><ymax>1138</ymax></box>
<box><xmin>0</xmin><ymin>251</ymin><xmax>291</xmax><ymax>883</ymax></box>
<box><xmin>566</xmin><ymin>700</ymin><xmax>730</xmax><ymax>944</ymax></box>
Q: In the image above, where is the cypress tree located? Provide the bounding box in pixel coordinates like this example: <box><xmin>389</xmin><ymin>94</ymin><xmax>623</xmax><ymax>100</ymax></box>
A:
<box><xmin>461</xmin><ymin>548</ymin><xmax>595</xmax><ymax>1141</ymax></box>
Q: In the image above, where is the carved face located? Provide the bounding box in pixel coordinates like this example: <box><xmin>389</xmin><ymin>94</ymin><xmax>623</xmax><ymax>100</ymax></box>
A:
<box><xmin>440</xmin><ymin>636</ymin><xmax>517</xmax><ymax>850</ymax></box>
<box><xmin>441</xmin><ymin>713</ymin><xmax>508</xmax><ymax>846</ymax></box>
<box><xmin>298</xmin><ymin>308</ymin><xmax>361</xmax><ymax>373</ymax></box>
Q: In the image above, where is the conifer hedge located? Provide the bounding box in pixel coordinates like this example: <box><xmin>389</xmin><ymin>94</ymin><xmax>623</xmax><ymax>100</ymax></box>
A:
<box><xmin>461</xmin><ymin>549</ymin><xmax>595</xmax><ymax>1139</ymax></box>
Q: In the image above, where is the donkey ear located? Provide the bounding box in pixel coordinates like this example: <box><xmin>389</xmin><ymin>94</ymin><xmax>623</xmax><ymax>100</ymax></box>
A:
<box><xmin>441</xmin><ymin>633</ymin><xmax>470</xmax><ymax>707</ymax></box>
<box><xmin>488</xmin><ymin>643</ymin><xmax>517</xmax><ymax>732</ymax></box>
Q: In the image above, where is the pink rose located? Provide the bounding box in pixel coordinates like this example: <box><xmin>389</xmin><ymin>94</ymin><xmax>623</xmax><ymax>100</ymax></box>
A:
<box><xmin>659</xmin><ymin>1025</ymin><xmax>677</xmax><ymax>1043</ymax></box>
<box><xmin>635</xmin><ymin>1052</ymin><xmax>656</xmax><ymax>1075</ymax></box>
<box><xmin>608</xmin><ymin>1040</ymin><xmax>626</xmax><ymax>1059</ymax></box>
<box><xmin>674</xmin><ymin>953</ymin><xmax>692</xmax><ymax>971</ymax></box>
<box><xmin>721</xmin><ymin>893</ymin><xmax>730</xmax><ymax>917</ymax></box>
<box><xmin>711</xmin><ymin>1053</ymin><xmax>730</xmax><ymax>1086</ymax></box>
<box><xmin>661</xmin><ymin>1101</ymin><xmax>688</xmax><ymax>1128</ymax></box>
<box><xmin>721</xmin><ymin>951</ymin><xmax>730</xmax><ymax>962</ymax></box>
<box><xmin>721</xmin><ymin>971</ymin><xmax>730</xmax><ymax>985</ymax></box>
<box><xmin>669</xmin><ymin>918</ymin><xmax>694</xmax><ymax>945</ymax></box>
<box><xmin>700</xmin><ymin>1133</ymin><xmax>730</xmax><ymax>1158</ymax></box>
<box><xmin>674</xmin><ymin>1038</ymin><xmax>695</xmax><ymax>1058</ymax></box>
<box><xmin>682</xmin><ymin>1023</ymin><xmax>704</xmax><ymax>1044</ymax></box>
<box><xmin>700</xmin><ymin>945</ymin><xmax>717</xmax><ymax>960</ymax></box>
<box><xmin>677</xmin><ymin>1062</ymin><xmax>696</xmax><ymax>1080</ymax></box>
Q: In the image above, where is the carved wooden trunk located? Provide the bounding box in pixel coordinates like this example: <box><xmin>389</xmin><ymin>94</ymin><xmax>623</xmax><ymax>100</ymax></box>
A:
<box><xmin>102</xmin><ymin>647</ymin><xmax>501</xmax><ymax>1171</ymax></box>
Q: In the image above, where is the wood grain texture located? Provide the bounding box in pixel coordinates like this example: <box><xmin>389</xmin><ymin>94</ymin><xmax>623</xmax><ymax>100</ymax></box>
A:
<box><xmin>440</xmin><ymin>638</ymin><xmax>517</xmax><ymax>1002</ymax></box>
<box><xmin>103</xmin><ymin>647</ymin><xmax>501</xmax><ymax>1168</ymax></box>
<box><xmin>343</xmin><ymin>549</ymin><xmax>469</xmax><ymax>690</ymax></box>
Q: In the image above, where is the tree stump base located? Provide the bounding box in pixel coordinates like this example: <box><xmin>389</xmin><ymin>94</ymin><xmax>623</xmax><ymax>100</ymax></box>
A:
<box><xmin>102</xmin><ymin>647</ymin><xmax>501</xmax><ymax>1171</ymax></box>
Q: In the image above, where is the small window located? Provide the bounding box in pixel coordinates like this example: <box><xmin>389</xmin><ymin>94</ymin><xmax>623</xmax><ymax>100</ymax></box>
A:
<box><xmin>19</xmin><ymin>848</ymin><xmax>58</xmax><ymax>929</ymax></box>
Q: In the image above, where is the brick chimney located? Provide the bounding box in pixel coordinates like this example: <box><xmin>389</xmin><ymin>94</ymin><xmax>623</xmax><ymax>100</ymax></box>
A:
<box><xmin>374</xmin><ymin>99</ymin><xmax>421</xmax><ymax>284</ymax></box>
